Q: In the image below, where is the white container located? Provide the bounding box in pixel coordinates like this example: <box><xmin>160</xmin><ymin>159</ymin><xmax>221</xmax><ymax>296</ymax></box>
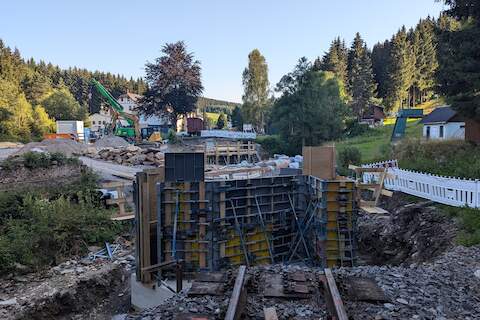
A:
<box><xmin>56</xmin><ymin>121</ymin><xmax>85</xmax><ymax>141</ymax></box>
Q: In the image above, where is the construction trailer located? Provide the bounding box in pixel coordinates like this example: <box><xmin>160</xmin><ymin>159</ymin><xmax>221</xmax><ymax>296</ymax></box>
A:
<box><xmin>134</xmin><ymin>152</ymin><xmax>357</xmax><ymax>284</ymax></box>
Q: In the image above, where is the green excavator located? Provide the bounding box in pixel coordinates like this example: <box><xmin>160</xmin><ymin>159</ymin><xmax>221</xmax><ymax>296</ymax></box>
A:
<box><xmin>90</xmin><ymin>79</ymin><xmax>141</xmax><ymax>142</ymax></box>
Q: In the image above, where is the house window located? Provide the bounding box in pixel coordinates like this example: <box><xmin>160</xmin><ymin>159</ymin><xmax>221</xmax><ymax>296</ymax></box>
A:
<box><xmin>439</xmin><ymin>125</ymin><xmax>444</xmax><ymax>138</ymax></box>
<box><xmin>426</xmin><ymin>126</ymin><xmax>430</xmax><ymax>139</ymax></box>
<box><xmin>92</xmin><ymin>121</ymin><xmax>95</xmax><ymax>125</ymax></box>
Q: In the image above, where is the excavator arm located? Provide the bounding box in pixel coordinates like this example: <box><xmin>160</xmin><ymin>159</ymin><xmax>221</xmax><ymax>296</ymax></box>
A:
<box><xmin>90</xmin><ymin>79</ymin><xmax>141</xmax><ymax>142</ymax></box>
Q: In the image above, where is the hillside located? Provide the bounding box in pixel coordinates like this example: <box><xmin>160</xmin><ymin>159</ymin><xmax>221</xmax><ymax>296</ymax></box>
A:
<box><xmin>335</xmin><ymin>121</ymin><xmax>423</xmax><ymax>164</ymax></box>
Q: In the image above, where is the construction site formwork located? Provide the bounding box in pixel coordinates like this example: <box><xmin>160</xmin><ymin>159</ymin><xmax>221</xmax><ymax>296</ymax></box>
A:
<box><xmin>197</xmin><ymin>140</ymin><xmax>260</xmax><ymax>165</ymax></box>
<box><xmin>135</xmin><ymin>171</ymin><xmax>357</xmax><ymax>283</ymax></box>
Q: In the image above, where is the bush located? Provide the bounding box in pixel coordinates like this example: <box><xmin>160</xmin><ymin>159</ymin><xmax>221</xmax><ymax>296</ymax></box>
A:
<box><xmin>167</xmin><ymin>129</ymin><xmax>178</xmax><ymax>143</ymax></box>
<box><xmin>0</xmin><ymin>170</ymin><xmax>124</xmax><ymax>273</ymax></box>
<box><xmin>256</xmin><ymin>135</ymin><xmax>288</xmax><ymax>156</ymax></box>
<box><xmin>2</xmin><ymin>151</ymin><xmax>80</xmax><ymax>171</ymax></box>
<box><xmin>393</xmin><ymin>139</ymin><xmax>480</xmax><ymax>179</ymax></box>
<box><xmin>343</xmin><ymin>118</ymin><xmax>373</xmax><ymax>138</ymax></box>
<box><xmin>0</xmin><ymin>195</ymin><xmax>122</xmax><ymax>272</ymax></box>
<box><xmin>443</xmin><ymin>206</ymin><xmax>480</xmax><ymax>246</ymax></box>
<box><xmin>337</xmin><ymin>146</ymin><xmax>362</xmax><ymax>176</ymax></box>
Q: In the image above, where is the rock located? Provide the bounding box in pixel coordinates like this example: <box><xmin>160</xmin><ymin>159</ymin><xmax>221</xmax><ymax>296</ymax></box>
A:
<box><xmin>0</xmin><ymin>298</ymin><xmax>17</xmax><ymax>306</ymax></box>
<box><xmin>384</xmin><ymin>303</ymin><xmax>395</xmax><ymax>311</ymax></box>
<box><xmin>60</xmin><ymin>269</ymin><xmax>75</xmax><ymax>275</ymax></box>
<box><xmin>126</xmin><ymin>145</ymin><xmax>141</xmax><ymax>153</ymax></box>
<box><xmin>474</xmin><ymin>269</ymin><xmax>480</xmax><ymax>279</ymax></box>
<box><xmin>13</xmin><ymin>263</ymin><xmax>31</xmax><ymax>274</ymax></box>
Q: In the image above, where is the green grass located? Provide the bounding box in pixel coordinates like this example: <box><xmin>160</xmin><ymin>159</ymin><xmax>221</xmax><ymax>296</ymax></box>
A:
<box><xmin>206</xmin><ymin>112</ymin><xmax>220</xmax><ymax>123</ymax></box>
<box><xmin>335</xmin><ymin>121</ymin><xmax>423</xmax><ymax>164</ymax></box>
<box><xmin>442</xmin><ymin>206</ymin><xmax>480</xmax><ymax>246</ymax></box>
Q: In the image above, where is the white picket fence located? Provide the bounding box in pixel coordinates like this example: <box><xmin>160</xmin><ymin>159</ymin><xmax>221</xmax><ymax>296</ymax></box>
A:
<box><xmin>362</xmin><ymin>160</ymin><xmax>480</xmax><ymax>208</ymax></box>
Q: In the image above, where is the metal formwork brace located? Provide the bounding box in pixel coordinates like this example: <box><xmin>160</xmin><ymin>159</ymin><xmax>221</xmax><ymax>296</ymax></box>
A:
<box><xmin>172</xmin><ymin>190</ymin><xmax>180</xmax><ymax>259</ymax></box>
<box><xmin>288</xmin><ymin>193</ymin><xmax>311</xmax><ymax>260</ymax></box>
<box><xmin>229</xmin><ymin>199</ymin><xmax>250</xmax><ymax>267</ymax></box>
<box><xmin>288</xmin><ymin>200</ymin><xmax>319</xmax><ymax>263</ymax></box>
<box><xmin>254</xmin><ymin>195</ymin><xmax>275</xmax><ymax>263</ymax></box>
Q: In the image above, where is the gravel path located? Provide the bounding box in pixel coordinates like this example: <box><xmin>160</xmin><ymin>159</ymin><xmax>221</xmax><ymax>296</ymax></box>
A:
<box><xmin>79</xmin><ymin>156</ymin><xmax>150</xmax><ymax>180</ymax></box>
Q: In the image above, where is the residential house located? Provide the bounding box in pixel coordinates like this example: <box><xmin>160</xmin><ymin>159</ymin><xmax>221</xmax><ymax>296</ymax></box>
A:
<box><xmin>419</xmin><ymin>106</ymin><xmax>465</xmax><ymax>140</ymax></box>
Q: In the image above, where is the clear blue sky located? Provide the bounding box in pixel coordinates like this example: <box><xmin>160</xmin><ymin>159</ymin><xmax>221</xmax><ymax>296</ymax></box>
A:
<box><xmin>1</xmin><ymin>0</ymin><xmax>444</xmax><ymax>102</ymax></box>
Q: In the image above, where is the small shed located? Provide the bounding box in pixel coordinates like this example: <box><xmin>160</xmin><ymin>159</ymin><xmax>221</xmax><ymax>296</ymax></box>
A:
<box><xmin>361</xmin><ymin>105</ymin><xmax>386</xmax><ymax>127</ymax></box>
<box><xmin>419</xmin><ymin>106</ymin><xmax>465</xmax><ymax>140</ymax></box>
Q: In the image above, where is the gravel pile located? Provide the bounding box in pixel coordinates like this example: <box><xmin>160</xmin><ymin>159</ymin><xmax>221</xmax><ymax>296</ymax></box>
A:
<box><xmin>13</xmin><ymin>139</ymin><xmax>87</xmax><ymax>157</ymax></box>
<box><xmin>335</xmin><ymin>245</ymin><xmax>480</xmax><ymax>320</ymax></box>
<box><xmin>94</xmin><ymin>135</ymin><xmax>130</xmax><ymax>149</ymax></box>
<box><xmin>357</xmin><ymin>201</ymin><xmax>457</xmax><ymax>265</ymax></box>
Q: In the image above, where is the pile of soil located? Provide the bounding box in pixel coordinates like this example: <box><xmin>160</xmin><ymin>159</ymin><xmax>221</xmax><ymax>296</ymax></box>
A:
<box><xmin>357</xmin><ymin>194</ymin><xmax>457</xmax><ymax>266</ymax></box>
<box><xmin>13</xmin><ymin>139</ymin><xmax>87</xmax><ymax>157</ymax></box>
<box><xmin>0</xmin><ymin>164</ymin><xmax>83</xmax><ymax>188</ymax></box>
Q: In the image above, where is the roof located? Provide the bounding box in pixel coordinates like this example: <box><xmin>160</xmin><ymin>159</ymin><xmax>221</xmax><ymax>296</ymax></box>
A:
<box><xmin>118</xmin><ymin>92</ymin><xmax>143</xmax><ymax>102</ymax></box>
<box><xmin>419</xmin><ymin>106</ymin><xmax>462</xmax><ymax>124</ymax></box>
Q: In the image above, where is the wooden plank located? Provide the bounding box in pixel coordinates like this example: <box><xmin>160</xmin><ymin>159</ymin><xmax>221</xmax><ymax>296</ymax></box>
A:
<box><xmin>111</xmin><ymin>213</ymin><xmax>135</xmax><ymax>221</ymax></box>
<box><xmin>366</xmin><ymin>188</ymin><xmax>393</xmax><ymax>197</ymax></box>
<box><xmin>100</xmin><ymin>180</ymin><xmax>133</xmax><ymax>188</ymax></box>
<box><xmin>324</xmin><ymin>268</ymin><xmax>348</xmax><ymax>320</ymax></box>
<box><xmin>225</xmin><ymin>265</ymin><xmax>247</xmax><ymax>320</ymax></box>
<box><xmin>360</xmin><ymin>206</ymin><xmax>389</xmax><ymax>214</ymax></box>
<box><xmin>263</xmin><ymin>307</ymin><xmax>279</xmax><ymax>320</ymax></box>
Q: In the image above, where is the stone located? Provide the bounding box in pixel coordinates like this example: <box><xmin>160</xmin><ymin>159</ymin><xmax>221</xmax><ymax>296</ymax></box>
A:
<box><xmin>0</xmin><ymin>298</ymin><xmax>17</xmax><ymax>306</ymax></box>
<box><xmin>384</xmin><ymin>303</ymin><xmax>395</xmax><ymax>311</ymax></box>
<box><xmin>474</xmin><ymin>269</ymin><xmax>480</xmax><ymax>279</ymax></box>
<box><xmin>60</xmin><ymin>269</ymin><xmax>75</xmax><ymax>275</ymax></box>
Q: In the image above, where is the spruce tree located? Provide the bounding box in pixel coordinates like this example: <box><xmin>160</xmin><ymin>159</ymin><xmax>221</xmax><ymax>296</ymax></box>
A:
<box><xmin>347</xmin><ymin>33</ymin><xmax>376</xmax><ymax>118</ymax></box>
<box><xmin>387</xmin><ymin>26</ymin><xmax>415</xmax><ymax>110</ymax></box>
<box><xmin>437</xmin><ymin>0</ymin><xmax>480</xmax><ymax>119</ymax></box>
<box><xmin>316</xmin><ymin>38</ymin><xmax>348</xmax><ymax>89</ymax></box>
<box><xmin>371</xmin><ymin>40</ymin><xmax>392</xmax><ymax>101</ymax></box>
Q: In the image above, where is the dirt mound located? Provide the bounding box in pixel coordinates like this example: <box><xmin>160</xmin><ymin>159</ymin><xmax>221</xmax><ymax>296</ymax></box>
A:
<box><xmin>94</xmin><ymin>135</ymin><xmax>130</xmax><ymax>149</ymax></box>
<box><xmin>357</xmin><ymin>196</ymin><xmax>457</xmax><ymax>266</ymax></box>
<box><xmin>13</xmin><ymin>139</ymin><xmax>87</xmax><ymax>157</ymax></box>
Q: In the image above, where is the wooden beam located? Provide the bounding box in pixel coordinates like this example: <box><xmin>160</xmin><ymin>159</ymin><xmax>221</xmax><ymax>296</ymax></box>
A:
<box><xmin>225</xmin><ymin>266</ymin><xmax>247</xmax><ymax>320</ymax></box>
<box><xmin>324</xmin><ymin>268</ymin><xmax>348</xmax><ymax>320</ymax></box>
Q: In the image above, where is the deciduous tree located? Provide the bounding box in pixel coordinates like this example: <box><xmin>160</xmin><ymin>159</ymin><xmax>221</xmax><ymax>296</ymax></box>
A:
<box><xmin>138</xmin><ymin>41</ymin><xmax>203</xmax><ymax>127</ymax></box>
<box><xmin>241</xmin><ymin>49</ymin><xmax>270</xmax><ymax>133</ymax></box>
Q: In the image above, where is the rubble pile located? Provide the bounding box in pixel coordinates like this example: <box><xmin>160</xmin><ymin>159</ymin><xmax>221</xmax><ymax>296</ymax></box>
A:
<box><xmin>357</xmin><ymin>200</ymin><xmax>457</xmax><ymax>265</ymax></box>
<box><xmin>336</xmin><ymin>245</ymin><xmax>480</xmax><ymax>319</ymax></box>
<box><xmin>0</xmin><ymin>239</ymin><xmax>134</xmax><ymax>320</ymax></box>
<box><xmin>85</xmin><ymin>145</ymin><xmax>164</xmax><ymax>166</ymax></box>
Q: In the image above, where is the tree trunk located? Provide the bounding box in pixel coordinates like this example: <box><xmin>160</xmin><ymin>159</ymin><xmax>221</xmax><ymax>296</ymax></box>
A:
<box><xmin>412</xmin><ymin>87</ymin><xmax>416</xmax><ymax>108</ymax></box>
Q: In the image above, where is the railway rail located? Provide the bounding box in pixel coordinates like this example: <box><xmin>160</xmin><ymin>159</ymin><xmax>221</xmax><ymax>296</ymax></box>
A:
<box><xmin>172</xmin><ymin>265</ymin><xmax>348</xmax><ymax>320</ymax></box>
